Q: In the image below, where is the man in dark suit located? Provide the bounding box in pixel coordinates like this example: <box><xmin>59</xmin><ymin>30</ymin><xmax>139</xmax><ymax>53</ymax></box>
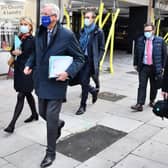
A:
<box><xmin>131</xmin><ymin>23</ymin><xmax>167</xmax><ymax>112</ymax></box>
<box><xmin>24</xmin><ymin>3</ymin><xmax>85</xmax><ymax>168</ymax></box>
<box><xmin>76</xmin><ymin>10</ymin><xmax>105</xmax><ymax>115</ymax></box>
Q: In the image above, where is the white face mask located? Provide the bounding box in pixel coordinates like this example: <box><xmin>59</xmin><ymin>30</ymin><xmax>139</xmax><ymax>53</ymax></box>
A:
<box><xmin>144</xmin><ymin>32</ymin><xmax>153</xmax><ymax>39</ymax></box>
<box><xmin>19</xmin><ymin>25</ymin><xmax>29</xmax><ymax>34</ymax></box>
<box><xmin>84</xmin><ymin>18</ymin><xmax>91</xmax><ymax>27</ymax></box>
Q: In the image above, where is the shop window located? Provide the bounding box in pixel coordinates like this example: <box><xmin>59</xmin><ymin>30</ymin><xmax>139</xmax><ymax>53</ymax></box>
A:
<box><xmin>0</xmin><ymin>0</ymin><xmax>37</xmax><ymax>51</ymax></box>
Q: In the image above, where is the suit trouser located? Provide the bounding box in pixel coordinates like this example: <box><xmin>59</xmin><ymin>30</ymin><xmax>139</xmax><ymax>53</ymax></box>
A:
<box><xmin>79</xmin><ymin>59</ymin><xmax>98</xmax><ymax>107</ymax></box>
<box><xmin>137</xmin><ymin>65</ymin><xmax>157</xmax><ymax>105</ymax></box>
<box><xmin>38</xmin><ymin>98</ymin><xmax>62</xmax><ymax>156</ymax></box>
<box><xmin>90</xmin><ymin>73</ymin><xmax>100</xmax><ymax>89</ymax></box>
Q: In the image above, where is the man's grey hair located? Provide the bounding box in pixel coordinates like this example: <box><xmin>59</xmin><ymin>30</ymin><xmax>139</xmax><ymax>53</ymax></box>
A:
<box><xmin>43</xmin><ymin>3</ymin><xmax>60</xmax><ymax>20</ymax></box>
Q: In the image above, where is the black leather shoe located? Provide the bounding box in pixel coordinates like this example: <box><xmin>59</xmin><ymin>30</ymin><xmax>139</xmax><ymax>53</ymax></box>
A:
<box><xmin>149</xmin><ymin>101</ymin><xmax>155</xmax><ymax>108</ymax></box>
<box><xmin>56</xmin><ymin>120</ymin><xmax>65</xmax><ymax>139</ymax></box>
<box><xmin>76</xmin><ymin>106</ymin><xmax>86</xmax><ymax>115</ymax></box>
<box><xmin>92</xmin><ymin>91</ymin><xmax>98</xmax><ymax>104</ymax></box>
<box><xmin>24</xmin><ymin>114</ymin><xmax>38</xmax><ymax>123</ymax></box>
<box><xmin>4</xmin><ymin>125</ymin><xmax>14</xmax><ymax>133</ymax></box>
<box><xmin>40</xmin><ymin>154</ymin><xmax>55</xmax><ymax>168</ymax></box>
<box><xmin>131</xmin><ymin>104</ymin><xmax>143</xmax><ymax>112</ymax></box>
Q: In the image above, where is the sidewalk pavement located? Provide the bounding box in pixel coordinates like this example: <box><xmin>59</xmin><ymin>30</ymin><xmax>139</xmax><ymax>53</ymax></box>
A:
<box><xmin>0</xmin><ymin>51</ymin><xmax>168</xmax><ymax>168</ymax></box>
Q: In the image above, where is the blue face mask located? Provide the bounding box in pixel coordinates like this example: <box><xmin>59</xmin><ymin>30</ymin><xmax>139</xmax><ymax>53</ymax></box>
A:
<box><xmin>84</xmin><ymin>18</ymin><xmax>91</xmax><ymax>27</ymax></box>
<box><xmin>19</xmin><ymin>25</ymin><xmax>29</xmax><ymax>34</ymax></box>
<box><xmin>144</xmin><ymin>32</ymin><xmax>152</xmax><ymax>39</ymax></box>
<box><xmin>41</xmin><ymin>16</ymin><xmax>51</xmax><ymax>27</ymax></box>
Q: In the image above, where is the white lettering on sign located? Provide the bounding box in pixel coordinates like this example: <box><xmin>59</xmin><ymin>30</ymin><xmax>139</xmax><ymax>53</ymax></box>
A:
<box><xmin>0</xmin><ymin>4</ymin><xmax>25</xmax><ymax>18</ymax></box>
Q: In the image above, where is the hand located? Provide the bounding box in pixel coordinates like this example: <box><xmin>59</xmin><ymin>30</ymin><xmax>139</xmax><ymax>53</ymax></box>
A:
<box><xmin>56</xmin><ymin>72</ymin><xmax>69</xmax><ymax>81</ymax></box>
<box><xmin>24</xmin><ymin>66</ymin><xmax>32</xmax><ymax>75</ymax></box>
<box><xmin>12</xmin><ymin>49</ymin><xmax>22</xmax><ymax>56</ymax></box>
<box><xmin>162</xmin><ymin>92</ymin><xmax>168</xmax><ymax>100</ymax></box>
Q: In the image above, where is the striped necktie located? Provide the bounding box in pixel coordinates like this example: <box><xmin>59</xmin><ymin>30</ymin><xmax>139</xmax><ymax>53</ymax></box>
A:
<box><xmin>47</xmin><ymin>31</ymin><xmax>52</xmax><ymax>45</ymax></box>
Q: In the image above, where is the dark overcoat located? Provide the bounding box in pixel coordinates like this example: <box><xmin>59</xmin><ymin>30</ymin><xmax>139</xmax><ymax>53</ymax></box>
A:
<box><xmin>13</xmin><ymin>35</ymin><xmax>35</xmax><ymax>93</ymax></box>
<box><xmin>82</xmin><ymin>26</ymin><xmax>105</xmax><ymax>77</ymax></box>
<box><xmin>26</xmin><ymin>23</ymin><xmax>85</xmax><ymax>99</ymax></box>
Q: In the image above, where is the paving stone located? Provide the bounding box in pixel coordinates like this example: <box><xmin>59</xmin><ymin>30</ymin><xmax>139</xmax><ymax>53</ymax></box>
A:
<box><xmin>1</xmin><ymin>164</ymin><xmax>16</xmax><ymax>168</ymax></box>
<box><xmin>60</xmin><ymin>113</ymin><xmax>94</xmax><ymax>134</ymax></box>
<box><xmin>113</xmin><ymin>154</ymin><xmax>168</xmax><ymax>168</ymax></box>
<box><xmin>151</xmin><ymin>128</ymin><xmax>168</xmax><ymax>145</ymax></box>
<box><xmin>99</xmin><ymin>115</ymin><xmax>143</xmax><ymax>133</ymax></box>
<box><xmin>148</xmin><ymin>118</ymin><xmax>168</xmax><ymax>128</ymax></box>
<box><xmin>0</xmin><ymin>130</ymin><xmax>34</xmax><ymax>157</ymax></box>
<box><xmin>17</xmin><ymin>117</ymin><xmax>73</xmax><ymax>145</ymax></box>
<box><xmin>126</xmin><ymin>124</ymin><xmax>161</xmax><ymax>143</ymax></box>
<box><xmin>16</xmin><ymin>119</ymin><xmax>47</xmax><ymax>145</ymax></box>
<box><xmin>105</xmin><ymin>103</ymin><xmax>155</xmax><ymax>123</ymax></box>
<box><xmin>96</xmin><ymin>137</ymin><xmax>140</xmax><ymax>163</ymax></box>
<box><xmin>0</xmin><ymin>158</ymin><xmax>8</xmax><ymax>167</ymax></box>
<box><xmin>6</xmin><ymin>144</ymin><xmax>80</xmax><ymax>168</ymax></box>
<box><xmin>76</xmin><ymin>156</ymin><xmax>115</xmax><ymax>168</ymax></box>
<box><xmin>133</xmin><ymin>140</ymin><xmax>168</xmax><ymax>165</ymax></box>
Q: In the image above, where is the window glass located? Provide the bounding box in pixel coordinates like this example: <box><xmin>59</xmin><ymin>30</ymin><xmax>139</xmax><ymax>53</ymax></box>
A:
<box><xmin>0</xmin><ymin>0</ymin><xmax>36</xmax><ymax>51</ymax></box>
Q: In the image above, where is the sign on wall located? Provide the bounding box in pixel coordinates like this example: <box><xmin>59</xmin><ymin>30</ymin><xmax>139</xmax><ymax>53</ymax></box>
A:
<box><xmin>0</xmin><ymin>4</ymin><xmax>25</xmax><ymax>19</ymax></box>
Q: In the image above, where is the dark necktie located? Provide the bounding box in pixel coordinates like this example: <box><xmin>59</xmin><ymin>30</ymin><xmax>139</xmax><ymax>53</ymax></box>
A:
<box><xmin>47</xmin><ymin>31</ymin><xmax>52</xmax><ymax>45</ymax></box>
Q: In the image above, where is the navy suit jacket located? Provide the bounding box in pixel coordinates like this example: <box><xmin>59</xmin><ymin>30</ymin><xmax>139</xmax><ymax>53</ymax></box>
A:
<box><xmin>26</xmin><ymin>23</ymin><xmax>85</xmax><ymax>99</ymax></box>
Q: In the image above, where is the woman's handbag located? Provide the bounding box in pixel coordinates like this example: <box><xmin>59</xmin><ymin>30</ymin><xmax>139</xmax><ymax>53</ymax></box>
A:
<box><xmin>152</xmin><ymin>100</ymin><xmax>168</xmax><ymax>119</ymax></box>
<box><xmin>7</xmin><ymin>56</ymin><xmax>15</xmax><ymax>68</ymax></box>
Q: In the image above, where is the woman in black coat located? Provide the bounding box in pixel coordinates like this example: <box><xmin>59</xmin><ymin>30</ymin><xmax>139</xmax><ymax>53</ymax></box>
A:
<box><xmin>4</xmin><ymin>17</ymin><xmax>38</xmax><ymax>133</ymax></box>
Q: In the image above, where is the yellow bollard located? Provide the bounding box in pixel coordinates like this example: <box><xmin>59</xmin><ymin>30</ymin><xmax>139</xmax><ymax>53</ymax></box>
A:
<box><xmin>98</xmin><ymin>2</ymin><xmax>104</xmax><ymax>28</ymax></box>
<box><xmin>81</xmin><ymin>11</ymin><xmax>84</xmax><ymax>29</ymax></box>
<box><xmin>163</xmin><ymin>32</ymin><xmax>168</xmax><ymax>40</ymax></box>
<box><xmin>156</xmin><ymin>19</ymin><xmax>161</xmax><ymax>36</ymax></box>
<box><xmin>100</xmin><ymin>13</ymin><xmax>110</xmax><ymax>29</ymax></box>
<box><xmin>165</xmin><ymin>38</ymin><xmax>168</xmax><ymax>43</ymax></box>
<box><xmin>100</xmin><ymin>8</ymin><xmax>120</xmax><ymax>74</ymax></box>
<box><xmin>64</xmin><ymin>6</ymin><xmax>71</xmax><ymax>29</ymax></box>
<box><xmin>95</xmin><ymin>15</ymin><xmax>99</xmax><ymax>24</ymax></box>
<box><xmin>109</xmin><ymin>13</ymin><xmax>115</xmax><ymax>74</ymax></box>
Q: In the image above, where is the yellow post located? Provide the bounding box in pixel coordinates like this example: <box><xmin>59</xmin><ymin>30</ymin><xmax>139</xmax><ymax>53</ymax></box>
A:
<box><xmin>163</xmin><ymin>32</ymin><xmax>168</xmax><ymax>40</ymax></box>
<box><xmin>109</xmin><ymin>13</ymin><xmax>115</xmax><ymax>74</ymax></box>
<box><xmin>95</xmin><ymin>15</ymin><xmax>99</xmax><ymax>24</ymax></box>
<box><xmin>64</xmin><ymin>6</ymin><xmax>70</xmax><ymax>29</ymax></box>
<box><xmin>156</xmin><ymin>19</ymin><xmax>161</xmax><ymax>36</ymax></box>
<box><xmin>100</xmin><ymin>13</ymin><xmax>110</xmax><ymax>29</ymax></box>
<box><xmin>81</xmin><ymin>11</ymin><xmax>84</xmax><ymax>29</ymax></box>
<box><xmin>100</xmin><ymin>8</ymin><xmax>120</xmax><ymax>73</ymax></box>
<box><xmin>98</xmin><ymin>2</ymin><xmax>104</xmax><ymax>28</ymax></box>
<box><xmin>165</xmin><ymin>38</ymin><xmax>168</xmax><ymax>43</ymax></box>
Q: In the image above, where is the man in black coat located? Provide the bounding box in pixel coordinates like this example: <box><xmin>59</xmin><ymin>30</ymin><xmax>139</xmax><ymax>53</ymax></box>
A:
<box><xmin>76</xmin><ymin>10</ymin><xmax>105</xmax><ymax>115</ymax></box>
<box><xmin>131</xmin><ymin>23</ymin><xmax>167</xmax><ymax>112</ymax></box>
<box><xmin>24</xmin><ymin>3</ymin><xmax>85</xmax><ymax>168</ymax></box>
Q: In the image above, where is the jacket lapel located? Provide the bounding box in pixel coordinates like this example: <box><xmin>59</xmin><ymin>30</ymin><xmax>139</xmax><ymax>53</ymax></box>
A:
<box><xmin>37</xmin><ymin>27</ymin><xmax>47</xmax><ymax>52</ymax></box>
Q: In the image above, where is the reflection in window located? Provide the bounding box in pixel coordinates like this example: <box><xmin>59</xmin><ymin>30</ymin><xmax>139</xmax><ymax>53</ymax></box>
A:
<box><xmin>0</xmin><ymin>19</ymin><xmax>19</xmax><ymax>51</ymax></box>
